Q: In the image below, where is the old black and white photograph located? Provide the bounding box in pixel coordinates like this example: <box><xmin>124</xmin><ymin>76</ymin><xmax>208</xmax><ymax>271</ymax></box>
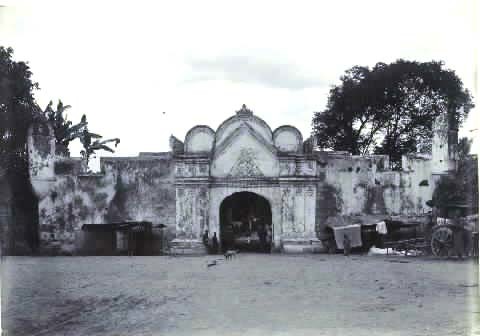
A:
<box><xmin>0</xmin><ymin>1</ymin><xmax>479</xmax><ymax>335</ymax></box>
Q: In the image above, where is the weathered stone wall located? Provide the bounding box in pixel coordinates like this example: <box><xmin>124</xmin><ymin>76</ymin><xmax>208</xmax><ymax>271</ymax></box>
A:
<box><xmin>315</xmin><ymin>152</ymin><xmax>435</xmax><ymax>231</ymax></box>
<box><xmin>102</xmin><ymin>155</ymin><xmax>176</xmax><ymax>238</ymax></box>
<box><xmin>398</xmin><ymin>154</ymin><xmax>434</xmax><ymax>214</ymax></box>
<box><xmin>34</xmin><ymin>165</ymin><xmax>116</xmax><ymax>253</ymax></box>
<box><xmin>28</xmin><ymin>121</ymin><xmax>175</xmax><ymax>254</ymax></box>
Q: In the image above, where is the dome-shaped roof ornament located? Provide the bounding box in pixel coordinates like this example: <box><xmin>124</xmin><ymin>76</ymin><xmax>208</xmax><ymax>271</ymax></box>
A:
<box><xmin>236</xmin><ymin>104</ymin><xmax>253</xmax><ymax>117</ymax></box>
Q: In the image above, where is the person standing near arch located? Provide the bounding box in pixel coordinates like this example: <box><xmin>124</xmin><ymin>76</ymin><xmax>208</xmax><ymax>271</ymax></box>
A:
<box><xmin>202</xmin><ymin>230</ymin><xmax>209</xmax><ymax>250</ymax></box>
<box><xmin>257</xmin><ymin>221</ymin><xmax>267</xmax><ymax>252</ymax></box>
<box><xmin>211</xmin><ymin>232</ymin><xmax>219</xmax><ymax>254</ymax></box>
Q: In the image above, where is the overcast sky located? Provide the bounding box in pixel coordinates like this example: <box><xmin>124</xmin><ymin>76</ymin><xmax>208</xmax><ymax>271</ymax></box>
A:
<box><xmin>0</xmin><ymin>0</ymin><xmax>478</xmax><ymax>165</ymax></box>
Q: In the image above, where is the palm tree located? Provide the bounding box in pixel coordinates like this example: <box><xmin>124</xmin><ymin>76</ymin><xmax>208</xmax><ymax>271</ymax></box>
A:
<box><xmin>44</xmin><ymin>100</ymin><xmax>87</xmax><ymax>155</ymax></box>
<box><xmin>79</xmin><ymin>128</ymin><xmax>120</xmax><ymax>171</ymax></box>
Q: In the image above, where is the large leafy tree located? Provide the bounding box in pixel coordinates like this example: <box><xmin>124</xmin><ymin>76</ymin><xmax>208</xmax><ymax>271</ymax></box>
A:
<box><xmin>0</xmin><ymin>46</ymin><xmax>41</xmax><ymax>170</ymax></box>
<box><xmin>313</xmin><ymin>60</ymin><xmax>474</xmax><ymax>168</ymax></box>
<box><xmin>0</xmin><ymin>46</ymin><xmax>42</xmax><ymax>251</ymax></box>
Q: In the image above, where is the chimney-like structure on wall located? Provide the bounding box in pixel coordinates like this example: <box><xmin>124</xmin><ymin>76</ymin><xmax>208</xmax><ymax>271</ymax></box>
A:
<box><xmin>27</xmin><ymin>121</ymin><xmax>56</xmax><ymax>198</ymax></box>
<box><xmin>431</xmin><ymin>109</ymin><xmax>458</xmax><ymax>175</ymax></box>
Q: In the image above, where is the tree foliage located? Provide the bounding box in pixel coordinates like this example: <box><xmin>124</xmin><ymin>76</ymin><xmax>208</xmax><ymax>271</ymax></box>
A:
<box><xmin>43</xmin><ymin>100</ymin><xmax>88</xmax><ymax>155</ymax></box>
<box><xmin>0</xmin><ymin>46</ymin><xmax>42</xmax><ymax>171</ymax></box>
<box><xmin>0</xmin><ymin>46</ymin><xmax>42</xmax><ymax>251</ymax></box>
<box><xmin>80</xmin><ymin>126</ymin><xmax>120</xmax><ymax>169</ymax></box>
<box><xmin>431</xmin><ymin>137</ymin><xmax>478</xmax><ymax>214</ymax></box>
<box><xmin>313</xmin><ymin>60</ymin><xmax>474</xmax><ymax>168</ymax></box>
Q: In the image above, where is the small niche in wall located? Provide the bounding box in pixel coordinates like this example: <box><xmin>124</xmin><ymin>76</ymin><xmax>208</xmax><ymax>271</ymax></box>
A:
<box><xmin>356</xmin><ymin>167</ymin><xmax>361</xmax><ymax>173</ymax></box>
<box><xmin>348</xmin><ymin>167</ymin><xmax>353</xmax><ymax>172</ymax></box>
<box><xmin>419</xmin><ymin>179</ymin><xmax>429</xmax><ymax>187</ymax></box>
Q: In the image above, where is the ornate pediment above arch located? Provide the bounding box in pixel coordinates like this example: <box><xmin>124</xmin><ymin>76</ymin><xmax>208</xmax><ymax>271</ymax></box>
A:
<box><xmin>214</xmin><ymin>122</ymin><xmax>276</xmax><ymax>159</ymax></box>
<box><xmin>214</xmin><ymin>105</ymin><xmax>273</xmax><ymax>149</ymax></box>
<box><xmin>211</xmin><ymin>122</ymin><xmax>279</xmax><ymax>177</ymax></box>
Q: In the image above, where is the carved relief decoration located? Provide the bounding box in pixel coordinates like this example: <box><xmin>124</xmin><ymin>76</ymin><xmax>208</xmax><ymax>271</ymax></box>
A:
<box><xmin>196</xmin><ymin>188</ymin><xmax>209</xmax><ymax>234</ymax></box>
<box><xmin>199</xmin><ymin>164</ymin><xmax>208</xmax><ymax>175</ymax></box>
<box><xmin>177</xmin><ymin>188</ymin><xmax>194</xmax><ymax>238</ymax></box>
<box><xmin>296</xmin><ymin>190</ymin><xmax>305</xmax><ymax>233</ymax></box>
<box><xmin>280</xmin><ymin>161</ymin><xmax>296</xmax><ymax>176</ymax></box>
<box><xmin>229</xmin><ymin>148</ymin><xmax>264</xmax><ymax>177</ymax></box>
<box><xmin>306</xmin><ymin>185</ymin><xmax>314</xmax><ymax>197</ymax></box>
<box><xmin>175</xmin><ymin>163</ymin><xmax>184</xmax><ymax>176</ymax></box>
<box><xmin>281</xmin><ymin>187</ymin><xmax>295</xmax><ymax>233</ymax></box>
<box><xmin>187</xmin><ymin>164</ymin><xmax>195</xmax><ymax>177</ymax></box>
<box><xmin>301</xmin><ymin>161</ymin><xmax>315</xmax><ymax>175</ymax></box>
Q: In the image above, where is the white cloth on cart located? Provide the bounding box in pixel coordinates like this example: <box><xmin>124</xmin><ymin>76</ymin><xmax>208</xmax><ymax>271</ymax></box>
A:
<box><xmin>376</xmin><ymin>221</ymin><xmax>388</xmax><ymax>234</ymax></box>
<box><xmin>437</xmin><ymin>217</ymin><xmax>453</xmax><ymax>225</ymax></box>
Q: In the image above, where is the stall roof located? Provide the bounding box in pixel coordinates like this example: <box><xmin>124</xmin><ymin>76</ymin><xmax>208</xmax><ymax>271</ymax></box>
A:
<box><xmin>81</xmin><ymin>221</ymin><xmax>153</xmax><ymax>232</ymax></box>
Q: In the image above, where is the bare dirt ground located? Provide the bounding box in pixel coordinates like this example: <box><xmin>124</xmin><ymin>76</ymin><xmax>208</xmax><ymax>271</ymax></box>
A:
<box><xmin>1</xmin><ymin>254</ymin><xmax>479</xmax><ymax>336</ymax></box>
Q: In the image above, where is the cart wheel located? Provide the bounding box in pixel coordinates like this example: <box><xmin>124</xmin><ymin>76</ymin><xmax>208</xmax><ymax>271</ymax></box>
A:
<box><xmin>431</xmin><ymin>226</ymin><xmax>453</xmax><ymax>257</ymax></box>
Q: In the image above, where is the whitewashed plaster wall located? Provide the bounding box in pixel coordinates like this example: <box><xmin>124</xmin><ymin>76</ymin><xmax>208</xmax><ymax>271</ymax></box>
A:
<box><xmin>320</xmin><ymin>153</ymin><xmax>435</xmax><ymax>221</ymax></box>
<box><xmin>398</xmin><ymin>155</ymin><xmax>434</xmax><ymax>214</ymax></box>
<box><xmin>103</xmin><ymin>156</ymin><xmax>176</xmax><ymax>229</ymax></box>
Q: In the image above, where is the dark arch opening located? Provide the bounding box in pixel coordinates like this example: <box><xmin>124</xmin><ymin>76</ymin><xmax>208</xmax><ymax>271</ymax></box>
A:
<box><xmin>219</xmin><ymin>192</ymin><xmax>272</xmax><ymax>253</ymax></box>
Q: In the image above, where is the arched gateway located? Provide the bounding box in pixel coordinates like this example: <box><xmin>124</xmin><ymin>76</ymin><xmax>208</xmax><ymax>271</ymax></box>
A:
<box><xmin>219</xmin><ymin>192</ymin><xmax>272</xmax><ymax>252</ymax></box>
<box><xmin>171</xmin><ymin>104</ymin><xmax>320</xmax><ymax>254</ymax></box>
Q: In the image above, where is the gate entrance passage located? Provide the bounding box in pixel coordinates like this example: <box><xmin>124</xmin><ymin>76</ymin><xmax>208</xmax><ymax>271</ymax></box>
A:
<box><xmin>219</xmin><ymin>192</ymin><xmax>272</xmax><ymax>253</ymax></box>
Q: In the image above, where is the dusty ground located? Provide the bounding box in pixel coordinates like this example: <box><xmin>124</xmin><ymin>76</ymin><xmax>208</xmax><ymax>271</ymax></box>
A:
<box><xmin>1</xmin><ymin>254</ymin><xmax>479</xmax><ymax>336</ymax></box>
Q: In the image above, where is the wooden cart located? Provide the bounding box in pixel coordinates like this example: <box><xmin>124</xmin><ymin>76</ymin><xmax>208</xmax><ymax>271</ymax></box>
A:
<box><xmin>430</xmin><ymin>223</ymin><xmax>477</xmax><ymax>257</ymax></box>
<box><xmin>429</xmin><ymin>203</ymin><xmax>478</xmax><ymax>258</ymax></box>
